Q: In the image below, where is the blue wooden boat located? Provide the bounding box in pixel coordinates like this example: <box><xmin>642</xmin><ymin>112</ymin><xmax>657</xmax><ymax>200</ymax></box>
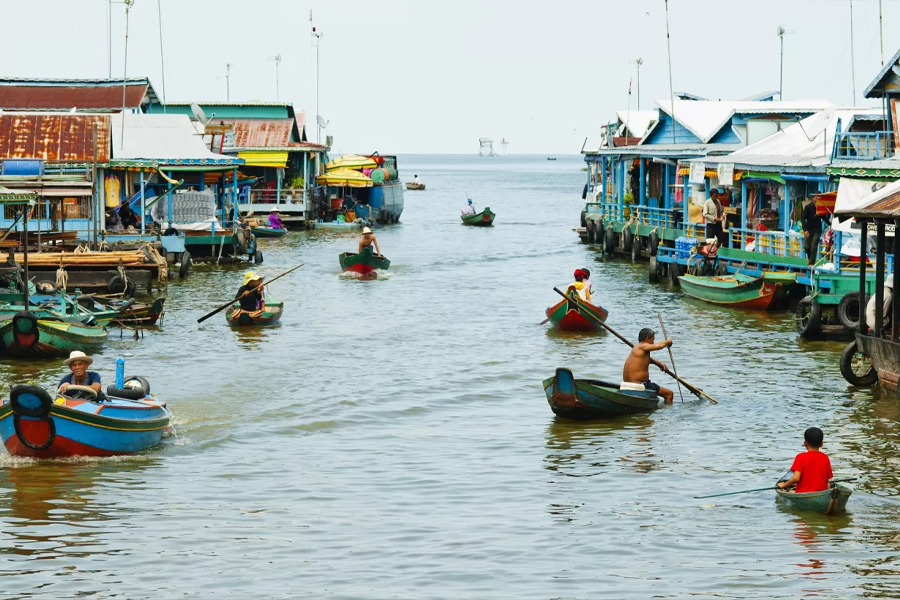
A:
<box><xmin>0</xmin><ymin>363</ymin><xmax>170</xmax><ymax>458</ymax></box>
<box><xmin>542</xmin><ymin>367</ymin><xmax>660</xmax><ymax>419</ymax></box>
<box><xmin>250</xmin><ymin>226</ymin><xmax>287</xmax><ymax>238</ymax></box>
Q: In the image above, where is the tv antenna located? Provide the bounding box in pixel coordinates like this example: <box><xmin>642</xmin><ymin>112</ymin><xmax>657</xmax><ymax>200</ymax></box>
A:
<box><xmin>501</xmin><ymin>138</ymin><xmax>509</xmax><ymax>155</ymax></box>
<box><xmin>311</xmin><ymin>11</ymin><xmax>324</xmax><ymax>144</ymax></box>
<box><xmin>266</xmin><ymin>54</ymin><xmax>282</xmax><ymax>102</ymax></box>
<box><xmin>629</xmin><ymin>58</ymin><xmax>643</xmax><ymax>110</ymax></box>
<box><xmin>777</xmin><ymin>26</ymin><xmax>794</xmax><ymax>100</ymax></box>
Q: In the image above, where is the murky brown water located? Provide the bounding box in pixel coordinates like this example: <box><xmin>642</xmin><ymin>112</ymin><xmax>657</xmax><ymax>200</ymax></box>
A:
<box><xmin>1</xmin><ymin>155</ymin><xmax>899</xmax><ymax>599</ymax></box>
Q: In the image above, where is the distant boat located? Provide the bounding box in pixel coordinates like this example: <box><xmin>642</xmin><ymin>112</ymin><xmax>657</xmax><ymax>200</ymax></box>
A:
<box><xmin>405</xmin><ymin>182</ymin><xmax>426</xmax><ymax>190</ymax></box>
<box><xmin>546</xmin><ymin>157</ymin><xmax>557</xmax><ymax>161</ymax></box>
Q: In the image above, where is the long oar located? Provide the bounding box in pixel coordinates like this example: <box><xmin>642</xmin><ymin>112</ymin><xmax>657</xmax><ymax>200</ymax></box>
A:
<box><xmin>658</xmin><ymin>313</ymin><xmax>684</xmax><ymax>403</ymax></box>
<box><xmin>695</xmin><ymin>477</ymin><xmax>858</xmax><ymax>499</ymax></box>
<box><xmin>552</xmin><ymin>287</ymin><xmax>719</xmax><ymax>404</ymax></box>
<box><xmin>197</xmin><ymin>263</ymin><xmax>303</xmax><ymax>323</ymax></box>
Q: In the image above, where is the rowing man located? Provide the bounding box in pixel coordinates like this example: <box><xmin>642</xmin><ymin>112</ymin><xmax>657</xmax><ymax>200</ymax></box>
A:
<box><xmin>623</xmin><ymin>328</ymin><xmax>674</xmax><ymax>404</ymax></box>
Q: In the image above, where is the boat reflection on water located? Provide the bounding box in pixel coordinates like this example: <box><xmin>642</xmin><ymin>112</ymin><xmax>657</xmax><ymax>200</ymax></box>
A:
<box><xmin>231</xmin><ymin>325</ymin><xmax>273</xmax><ymax>349</ymax></box>
<box><xmin>0</xmin><ymin>458</ymin><xmax>158</xmax><ymax>559</ymax></box>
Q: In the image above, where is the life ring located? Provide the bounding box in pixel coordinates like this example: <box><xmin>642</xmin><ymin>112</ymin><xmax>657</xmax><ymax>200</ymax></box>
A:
<box><xmin>837</xmin><ymin>291</ymin><xmax>867</xmax><ymax>332</ymax></box>
<box><xmin>179</xmin><ymin>251</ymin><xmax>192</xmax><ymax>278</ymax></box>
<box><xmin>649</xmin><ymin>256</ymin><xmax>660</xmax><ymax>283</ymax></box>
<box><xmin>839</xmin><ymin>340</ymin><xmax>877</xmax><ymax>386</ymax></box>
<box><xmin>623</xmin><ymin>226</ymin><xmax>634</xmax><ymax>252</ymax></box>
<box><xmin>795</xmin><ymin>295</ymin><xmax>822</xmax><ymax>338</ymax></box>
<box><xmin>108</xmin><ymin>274</ymin><xmax>136</xmax><ymax>298</ymax></box>
<box><xmin>649</xmin><ymin>231</ymin><xmax>660</xmax><ymax>256</ymax></box>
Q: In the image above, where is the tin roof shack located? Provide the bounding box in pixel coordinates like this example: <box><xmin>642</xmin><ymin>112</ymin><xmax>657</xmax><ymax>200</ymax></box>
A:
<box><xmin>0</xmin><ymin>78</ymin><xmax>159</xmax><ymax>112</ymax></box>
<box><xmin>154</xmin><ymin>102</ymin><xmax>326</xmax><ymax>224</ymax></box>
<box><xmin>580</xmin><ymin>97</ymin><xmax>829</xmax><ymax>258</ymax></box>
<box><xmin>0</xmin><ymin>113</ymin><xmax>110</xmax><ymax>243</ymax></box>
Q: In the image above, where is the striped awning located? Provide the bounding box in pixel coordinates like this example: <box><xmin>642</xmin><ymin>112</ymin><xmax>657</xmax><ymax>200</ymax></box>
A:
<box><xmin>238</xmin><ymin>151</ymin><xmax>288</xmax><ymax>168</ymax></box>
<box><xmin>677</xmin><ymin>167</ymin><xmax>718</xmax><ymax>177</ymax></box>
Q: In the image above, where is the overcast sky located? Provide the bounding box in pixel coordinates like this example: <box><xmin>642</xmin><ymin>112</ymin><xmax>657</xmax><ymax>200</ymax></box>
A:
<box><xmin>1</xmin><ymin>0</ymin><xmax>899</xmax><ymax>154</ymax></box>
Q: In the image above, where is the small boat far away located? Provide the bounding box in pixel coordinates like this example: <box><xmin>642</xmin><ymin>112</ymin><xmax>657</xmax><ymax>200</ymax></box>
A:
<box><xmin>546</xmin><ymin>157</ymin><xmax>557</xmax><ymax>161</ymax></box>
<box><xmin>405</xmin><ymin>182</ymin><xmax>426</xmax><ymax>191</ymax></box>
<box><xmin>339</xmin><ymin>246</ymin><xmax>391</xmax><ymax>277</ymax></box>
<box><xmin>461</xmin><ymin>207</ymin><xmax>496</xmax><ymax>226</ymax></box>
<box><xmin>545</xmin><ymin>292</ymin><xmax>609</xmax><ymax>332</ymax></box>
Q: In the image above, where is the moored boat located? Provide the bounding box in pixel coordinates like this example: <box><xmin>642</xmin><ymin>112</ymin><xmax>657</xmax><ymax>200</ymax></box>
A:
<box><xmin>405</xmin><ymin>182</ymin><xmax>426</xmax><ymax>190</ymax></box>
<box><xmin>678</xmin><ymin>272</ymin><xmax>777</xmax><ymax>310</ymax></box>
<box><xmin>338</xmin><ymin>247</ymin><xmax>391</xmax><ymax>276</ymax></box>
<box><xmin>250</xmin><ymin>226</ymin><xmax>287</xmax><ymax>238</ymax></box>
<box><xmin>225</xmin><ymin>297</ymin><xmax>284</xmax><ymax>326</ymax></box>
<box><xmin>542</xmin><ymin>367</ymin><xmax>660</xmax><ymax>420</ymax></box>
<box><xmin>775</xmin><ymin>482</ymin><xmax>853</xmax><ymax>515</ymax></box>
<box><xmin>461</xmin><ymin>207</ymin><xmax>496</xmax><ymax>226</ymax></box>
<box><xmin>0</xmin><ymin>375</ymin><xmax>169</xmax><ymax>458</ymax></box>
<box><xmin>0</xmin><ymin>312</ymin><xmax>107</xmax><ymax>358</ymax></box>
<box><xmin>545</xmin><ymin>292</ymin><xmax>609</xmax><ymax>332</ymax></box>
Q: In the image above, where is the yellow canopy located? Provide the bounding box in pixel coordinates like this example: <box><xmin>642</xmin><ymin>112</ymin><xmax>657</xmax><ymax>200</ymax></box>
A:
<box><xmin>316</xmin><ymin>168</ymin><xmax>373</xmax><ymax>188</ymax></box>
<box><xmin>325</xmin><ymin>154</ymin><xmax>377</xmax><ymax>171</ymax></box>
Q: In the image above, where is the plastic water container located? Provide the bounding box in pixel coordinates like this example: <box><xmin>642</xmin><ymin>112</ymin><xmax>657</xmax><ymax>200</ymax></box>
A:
<box><xmin>2</xmin><ymin>159</ymin><xmax>43</xmax><ymax>176</ymax></box>
<box><xmin>675</xmin><ymin>236</ymin><xmax>696</xmax><ymax>258</ymax></box>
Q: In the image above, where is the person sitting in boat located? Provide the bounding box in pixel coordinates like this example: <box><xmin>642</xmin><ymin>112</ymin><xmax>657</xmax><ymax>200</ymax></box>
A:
<box><xmin>57</xmin><ymin>351</ymin><xmax>102</xmax><ymax>396</ymax></box>
<box><xmin>105</xmin><ymin>208</ymin><xmax>123</xmax><ymax>232</ymax></box>
<box><xmin>462</xmin><ymin>199</ymin><xmax>477</xmax><ymax>215</ymax></box>
<box><xmin>413</xmin><ymin>174</ymin><xmax>422</xmax><ymax>186</ymax></box>
<box><xmin>568</xmin><ymin>269</ymin><xmax>592</xmax><ymax>303</ymax></box>
<box><xmin>776</xmin><ymin>427</ymin><xmax>833</xmax><ymax>493</ymax></box>
<box><xmin>119</xmin><ymin>203</ymin><xmax>139</xmax><ymax>230</ymax></box>
<box><xmin>622</xmin><ymin>328</ymin><xmax>674</xmax><ymax>404</ymax></box>
<box><xmin>235</xmin><ymin>271</ymin><xmax>266</xmax><ymax>312</ymax></box>
<box><xmin>582</xmin><ymin>268</ymin><xmax>594</xmax><ymax>299</ymax></box>
<box><xmin>359</xmin><ymin>227</ymin><xmax>382</xmax><ymax>256</ymax></box>
<box><xmin>268</xmin><ymin>207</ymin><xmax>286</xmax><ymax>231</ymax></box>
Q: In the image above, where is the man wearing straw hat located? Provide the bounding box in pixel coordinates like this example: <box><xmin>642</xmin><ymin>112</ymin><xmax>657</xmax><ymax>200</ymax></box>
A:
<box><xmin>235</xmin><ymin>271</ymin><xmax>265</xmax><ymax>313</ymax></box>
<box><xmin>58</xmin><ymin>351</ymin><xmax>102</xmax><ymax>395</ymax></box>
<box><xmin>268</xmin><ymin>207</ymin><xmax>286</xmax><ymax>230</ymax></box>
<box><xmin>358</xmin><ymin>227</ymin><xmax>382</xmax><ymax>256</ymax></box>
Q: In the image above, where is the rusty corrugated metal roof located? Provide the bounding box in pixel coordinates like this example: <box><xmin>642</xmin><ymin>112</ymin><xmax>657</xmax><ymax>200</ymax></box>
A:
<box><xmin>0</xmin><ymin>114</ymin><xmax>111</xmax><ymax>161</ymax></box>
<box><xmin>220</xmin><ymin>118</ymin><xmax>295</xmax><ymax>148</ymax></box>
<box><xmin>0</xmin><ymin>78</ymin><xmax>152</xmax><ymax>110</ymax></box>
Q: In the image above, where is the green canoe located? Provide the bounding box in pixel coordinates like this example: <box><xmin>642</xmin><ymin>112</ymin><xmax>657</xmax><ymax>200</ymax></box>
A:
<box><xmin>461</xmin><ymin>207</ymin><xmax>495</xmax><ymax>226</ymax></box>
<box><xmin>339</xmin><ymin>247</ymin><xmax>391</xmax><ymax>276</ymax></box>
<box><xmin>678</xmin><ymin>272</ymin><xmax>777</xmax><ymax>310</ymax></box>
<box><xmin>0</xmin><ymin>312</ymin><xmax>107</xmax><ymax>358</ymax></box>
<box><xmin>776</xmin><ymin>483</ymin><xmax>853</xmax><ymax>515</ymax></box>
<box><xmin>542</xmin><ymin>367</ymin><xmax>660</xmax><ymax>420</ymax></box>
<box><xmin>226</xmin><ymin>297</ymin><xmax>284</xmax><ymax>326</ymax></box>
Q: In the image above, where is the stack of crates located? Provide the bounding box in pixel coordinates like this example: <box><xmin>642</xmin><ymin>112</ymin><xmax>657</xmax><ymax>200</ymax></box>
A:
<box><xmin>675</xmin><ymin>236</ymin><xmax>697</xmax><ymax>259</ymax></box>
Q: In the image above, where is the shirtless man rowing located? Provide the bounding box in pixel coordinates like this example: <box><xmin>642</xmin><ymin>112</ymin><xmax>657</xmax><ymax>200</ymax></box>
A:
<box><xmin>623</xmin><ymin>328</ymin><xmax>674</xmax><ymax>404</ymax></box>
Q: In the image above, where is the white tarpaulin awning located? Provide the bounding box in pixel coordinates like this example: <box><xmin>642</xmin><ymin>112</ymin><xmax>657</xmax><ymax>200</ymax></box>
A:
<box><xmin>833</xmin><ymin>178</ymin><xmax>896</xmax><ymax>232</ymax></box>
<box><xmin>111</xmin><ymin>114</ymin><xmax>240</xmax><ymax>166</ymax></box>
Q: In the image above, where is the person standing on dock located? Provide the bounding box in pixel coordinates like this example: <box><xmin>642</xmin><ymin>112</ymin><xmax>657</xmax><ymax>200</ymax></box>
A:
<box><xmin>702</xmin><ymin>189</ymin><xmax>726</xmax><ymax>248</ymax></box>
<box><xmin>462</xmin><ymin>199</ymin><xmax>477</xmax><ymax>215</ymax></box>
<box><xmin>359</xmin><ymin>227</ymin><xmax>382</xmax><ymax>256</ymax></box>
<box><xmin>413</xmin><ymin>174</ymin><xmax>422</xmax><ymax>186</ymax></box>
<box><xmin>622</xmin><ymin>328</ymin><xmax>674</xmax><ymax>404</ymax></box>
<box><xmin>776</xmin><ymin>427</ymin><xmax>832</xmax><ymax>493</ymax></box>
<box><xmin>801</xmin><ymin>197</ymin><xmax>823</xmax><ymax>267</ymax></box>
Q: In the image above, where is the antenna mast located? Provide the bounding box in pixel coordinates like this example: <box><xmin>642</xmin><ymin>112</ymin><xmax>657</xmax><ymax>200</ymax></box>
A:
<box><xmin>664</xmin><ymin>0</ymin><xmax>676</xmax><ymax>144</ymax></box>
<box><xmin>311</xmin><ymin>11</ymin><xmax>323</xmax><ymax>144</ymax></box>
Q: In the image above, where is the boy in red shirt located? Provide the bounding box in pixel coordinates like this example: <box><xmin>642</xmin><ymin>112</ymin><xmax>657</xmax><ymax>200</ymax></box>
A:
<box><xmin>776</xmin><ymin>427</ymin><xmax>833</xmax><ymax>493</ymax></box>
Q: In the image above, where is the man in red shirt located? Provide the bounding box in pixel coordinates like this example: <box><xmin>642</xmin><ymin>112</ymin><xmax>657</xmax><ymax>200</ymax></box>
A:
<box><xmin>776</xmin><ymin>427</ymin><xmax>833</xmax><ymax>493</ymax></box>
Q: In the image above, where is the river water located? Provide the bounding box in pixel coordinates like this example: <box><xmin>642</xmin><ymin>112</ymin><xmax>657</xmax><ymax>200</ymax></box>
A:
<box><xmin>1</xmin><ymin>155</ymin><xmax>899</xmax><ymax>599</ymax></box>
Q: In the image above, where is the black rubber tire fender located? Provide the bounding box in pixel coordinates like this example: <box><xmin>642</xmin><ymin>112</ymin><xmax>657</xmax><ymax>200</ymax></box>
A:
<box><xmin>649</xmin><ymin>256</ymin><xmax>660</xmax><ymax>283</ymax></box>
<box><xmin>10</xmin><ymin>384</ymin><xmax>54</xmax><ymax>418</ymax></box>
<box><xmin>631</xmin><ymin>236</ymin><xmax>641</xmax><ymax>261</ymax></box>
<box><xmin>11</xmin><ymin>312</ymin><xmax>39</xmax><ymax>350</ymax></box>
<box><xmin>605</xmin><ymin>226</ymin><xmax>617</xmax><ymax>255</ymax></box>
<box><xmin>839</xmin><ymin>340</ymin><xmax>878</xmax><ymax>386</ymax></box>
<box><xmin>582</xmin><ymin>183</ymin><xmax>588</xmax><ymax>200</ymax></box>
<box><xmin>254</xmin><ymin>250</ymin><xmax>264</xmax><ymax>265</ymax></box>
<box><xmin>668</xmin><ymin>262</ymin><xmax>681</xmax><ymax>286</ymax></box>
<box><xmin>837</xmin><ymin>291</ymin><xmax>868</xmax><ymax>332</ymax></box>
<box><xmin>586</xmin><ymin>220</ymin><xmax>595</xmax><ymax>244</ymax></box>
<box><xmin>108</xmin><ymin>274</ymin><xmax>136</xmax><ymax>298</ymax></box>
<box><xmin>123</xmin><ymin>375</ymin><xmax>150</xmax><ymax>395</ymax></box>
<box><xmin>623</xmin><ymin>226</ymin><xmax>634</xmax><ymax>252</ymax></box>
<box><xmin>796</xmin><ymin>295</ymin><xmax>822</xmax><ymax>337</ymax></box>
<box><xmin>106</xmin><ymin>385</ymin><xmax>146</xmax><ymax>400</ymax></box>
<box><xmin>580</xmin><ymin>210</ymin><xmax>587</xmax><ymax>228</ymax></box>
<box><xmin>179</xmin><ymin>251</ymin><xmax>192</xmax><ymax>278</ymax></box>
<box><xmin>649</xmin><ymin>231</ymin><xmax>659</xmax><ymax>256</ymax></box>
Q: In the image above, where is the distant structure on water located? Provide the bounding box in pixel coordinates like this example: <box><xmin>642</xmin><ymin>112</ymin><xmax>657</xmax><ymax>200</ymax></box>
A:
<box><xmin>478</xmin><ymin>138</ymin><xmax>496</xmax><ymax>157</ymax></box>
<box><xmin>500</xmin><ymin>138</ymin><xmax>508</xmax><ymax>155</ymax></box>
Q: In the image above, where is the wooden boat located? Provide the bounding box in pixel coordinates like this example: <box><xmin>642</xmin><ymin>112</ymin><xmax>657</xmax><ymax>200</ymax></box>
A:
<box><xmin>542</xmin><ymin>367</ymin><xmax>660</xmax><ymax>420</ymax></box>
<box><xmin>461</xmin><ymin>207</ymin><xmax>496</xmax><ymax>226</ymax></box>
<box><xmin>1</xmin><ymin>293</ymin><xmax>166</xmax><ymax>327</ymax></box>
<box><xmin>225</xmin><ymin>297</ymin><xmax>284</xmax><ymax>326</ymax></box>
<box><xmin>0</xmin><ymin>376</ymin><xmax>170</xmax><ymax>458</ymax></box>
<box><xmin>776</xmin><ymin>482</ymin><xmax>853</xmax><ymax>515</ymax></box>
<box><xmin>250</xmin><ymin>226</ymin><xmax>287</xmax><ymax>238</ymax></box>
<box><xmin>545</xmin><ymin>290</ymin><xmax>609</xmax><ymax>332</ymax></box>
<box><xmin>0</xmin><ymin>312</ymin><xmax>107</xmax><ymax>358</ymax></box>
<box><xmin>338</xmin><ymin>247</ymin><xmax>391</xmax><ymax>276</ymax></box>
<box><xmin>678</xmin><ymin>272</ymin><xmax>777</xmax><ymax>310</ymax></box>
<box><xmin>405</xmin><ymin>182</ymin><xmax>426</xmax><ymax>190</ymax></box>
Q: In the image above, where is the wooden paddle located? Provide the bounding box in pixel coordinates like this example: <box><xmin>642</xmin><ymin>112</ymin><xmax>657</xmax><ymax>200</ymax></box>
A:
<box><xmin>657</xmin><ymin>313</ymin><xmax>684</xmax><ymax>403</ymax></box>
<box><xmin>197</xmin><ymin>263</ymin><xmax>303</xmax><ymax>323</ymax></box>
<box><xmin>695</xmin><ymin>477</ymin><xmax>858</xmax><ymax>499</ymax></box>
<box><xmin>552</xmin><ymin>287</ymin><xmax>719</xmax><ymax>404</ymax></box>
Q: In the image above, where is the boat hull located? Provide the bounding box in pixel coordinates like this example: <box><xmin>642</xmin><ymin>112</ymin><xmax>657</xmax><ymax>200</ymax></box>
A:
<box><xmin>0</xmin><ymin>390</ymin><xmax>170</xmax><ymax>458</ymax></box>
<box><xmin>776</xmin><ymin>484</ymin><xmax>853</xmax><ymax>515</ymax></box>
<box><xmin>855</xmin><ymin>334</ymin><xmax>900</xmax><ymax>393</ymax></box>
<box><xmin>339</xmin><ymin>247</ymin><xmax>391</xmax><ymax>276</ymax></box>
<box><xmin>542</xmin><ymin>368</ymin><xmax>659</xmax><ymax>420</ymax></box>
<box><xmin>250</xmin><ymin>227</ymin><xmax>287</xmax><ymax>238</ymax></box>
<box><xmin>226</xmin><ymin>300</ymin><xmax>284</xmax><ymax>326</ymax></box>
<box><xmin>678</xmin><ymin>273</ymin><xmax>776</xmax><ymax>310</ymax></box>
<box><xmin>405</xmin><ymin>182</ymin><xmax>426</xmax><ymax>190</ymax></box>
<box><xmin>0</xmin><ymin>314</ymin><xmax>107</xmax><ymax>358</ymax></box>
<box><xmin>545</xmin><ymin>296</ymin><xmax>609</xmax><ymax>332</ymax></box>
<box><xmin>461</xmin><ymin>207</ymin><xmax>496</xmax><ymax>226</ymax></box>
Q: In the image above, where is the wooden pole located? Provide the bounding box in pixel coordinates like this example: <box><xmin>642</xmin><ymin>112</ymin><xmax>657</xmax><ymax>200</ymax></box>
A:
<box><xmin>658</xmin><ymin>313</ymin><xmax>684</xmax><ymax>402</ymax></box>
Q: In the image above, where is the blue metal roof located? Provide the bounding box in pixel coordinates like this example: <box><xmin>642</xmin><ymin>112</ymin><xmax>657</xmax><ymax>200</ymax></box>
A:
<box><xmin>864</xmin><ymin>46</ymin><xmax>900</xmax><ymax>98</ymax></box>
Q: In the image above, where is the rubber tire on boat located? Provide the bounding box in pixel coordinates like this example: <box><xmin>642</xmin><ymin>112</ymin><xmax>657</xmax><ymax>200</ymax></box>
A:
<box><xmin>839</xmin><ymin>340</ymin><xmax>878</xmax><ymax>386</ymax></box>
<box><xmin>179</xmin><ymin>251</ymin><xmax>192</xmax><ymax>278</ymax></box>
<box><xmin>254</xmin><ymin>250</ymin><xmax>264</xmax><ymax>265</ymax></box>
<box><xmin>123</xmin><ymin>375</ymin><xmax>151</xmax><ymax>395</ymax></box>
<box><xmin>631</xmin><ymin>236</ymin><xmax>641</xmax><ymax>261</ymax></box>
<box><xmin>623</xmin><ymin>226</ymin><xmax>634</xmax><ymax>253</ymax></box>
<box><xmin>582</xmin><ymin>183</ymin><xmax>588</xmax><ymax>200</ymax></box>
<box><xmin>9</xmin><ymin>384</ymin><xmax>53</xmax><ymax>418</ymax></box>
<box><xmin>580</xmin><ymin>210</ymin><xmax>587</xmax><ymax>228</ymax></box>
<box><xmin>668</xmin><ymin>262</ymin><xmax>682</xmax><ymax>287</ymax></box>
<box><xmin>649</xmin><ymin>256</ymin><xmax>660</xmax><ymax>283</ymax></box>
<box><xmin>649</xmin><ymin>231</ymin><xmax>659</xmax><ymax>256</ymax></box>
<box><xmin>796</xmin><ymin>295</ymin><xmax>822</xmax><ymax>338</ymax></box>
<box><xmin>605</xmin><ymin>227</ymin><xmax>617</xmax><ymax>255</ymax></box>
<box><xmin>11</xmin><ymin>312</ymin><xmax>39</xmax><ymax>350</ymax></box>
<box><xmin>837</xmin><ymin>291</ymin><xmax>867</xmax><ymax>332</ymax></box>
<box><xmin>106</xmin><ymin>385</ymin><xmax>145</xmax><ymax>400</ymax></box>
<box><xmin>108</xmin><ymin>274</ymin><xmax>136</xmax><ymax>298</ymax></box>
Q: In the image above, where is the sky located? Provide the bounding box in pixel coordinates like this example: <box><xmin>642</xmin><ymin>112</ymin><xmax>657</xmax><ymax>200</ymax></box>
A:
<box><xmin>0</xmin><ymin>0</ymin><xmax>899</xmax><ymax>154</ymax></box>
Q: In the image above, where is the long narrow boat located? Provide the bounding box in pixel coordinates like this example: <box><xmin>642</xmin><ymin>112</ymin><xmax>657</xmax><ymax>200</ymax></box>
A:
<box><xmin>776</xmin><ymin>482</ymin><xmax>853</xmax><ymax>515</ymax></box>
<box><xmin>225</xmin><ymin>298</ymin><xmax>284</xmax><ymax>326</ymax></box>
<box><xmin>0</xmin><ymin>379</ymin><xmax>170</xmax><ymax>458</ymax></box>
<box><xmin>542</xmin><ymin>367</ymin><xmax>660</xmax><ymax>420</ymax></box>
<box><xmin>545</xmin><ymin>291</ymin><xmax>609</xmax><ymax>332</ymax></box>
<box><xmin>677</xmin><ymin>272</ymin><xmax>777</xmax><ymax>310</ymax></box>
<box><xmin>250</xmin><ymin>226</ymin><xmax>287</xmax><ymax>238</ymax></box>
<box><xmin>461</xmin><ymin>207</ymin><xmax>496</xmax><ymax>226</ymax></box>
<box><xmin>0</xmin><ymin>312</ymin><xmax>107</xmax><ymax>358</ymax></box>
<box><xmin>339</xmin><ymin>247</ymin><xmax>391</xmax><ymax>276</ymax></box>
